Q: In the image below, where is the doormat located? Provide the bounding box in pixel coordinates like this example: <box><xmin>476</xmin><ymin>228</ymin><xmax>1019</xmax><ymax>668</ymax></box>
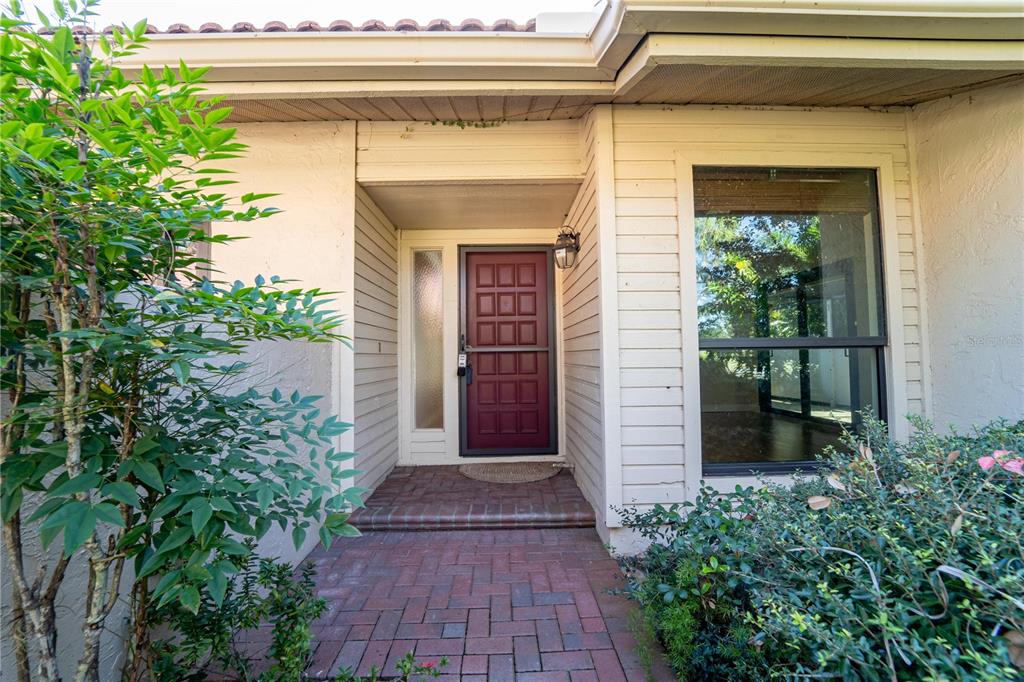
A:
<box><xmin>458</xmin><ymin>462</ymin><xmax>559</xmax><ymax>484</ymax></box>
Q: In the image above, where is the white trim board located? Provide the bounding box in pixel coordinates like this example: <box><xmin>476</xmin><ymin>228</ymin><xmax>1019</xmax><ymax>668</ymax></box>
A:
<box><xmin>674</xmin><ymin>147</ymin><xmax>911</xmax><ymax>499</ymax></box>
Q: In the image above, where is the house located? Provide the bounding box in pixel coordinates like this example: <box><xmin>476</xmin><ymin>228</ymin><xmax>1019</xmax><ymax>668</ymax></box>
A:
<box><xmin>114</xmin><ymin>0</ymin><xmax>1024</xmax><ymax>554</ymax></box>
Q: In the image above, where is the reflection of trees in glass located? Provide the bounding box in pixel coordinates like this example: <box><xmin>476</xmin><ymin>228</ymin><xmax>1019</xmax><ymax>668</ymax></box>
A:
<box><xmin>699</xmin><ymin>350</ymin><xmax>820</xmax><ymax>390</ymax></box>
<box><xmin>696</xmin><ymin>214</ymin><xmax>824</xmax><ymax>339</ymax></box>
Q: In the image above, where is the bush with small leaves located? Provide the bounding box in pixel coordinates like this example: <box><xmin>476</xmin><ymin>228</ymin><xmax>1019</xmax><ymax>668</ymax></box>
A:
<box><xmin>150</xmin><ymin>548</ymin><xmax>326</xmax><ymax>681</ymax></box>
<box><xmin>620</xmin><ymin>417</ymin><xmax>1023</xmax><ymax>680</ymax></box>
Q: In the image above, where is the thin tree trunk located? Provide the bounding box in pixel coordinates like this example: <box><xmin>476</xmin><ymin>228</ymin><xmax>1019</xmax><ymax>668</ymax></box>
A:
<box><xmin>11</xmin><ymin>585</ymin><xmax>31</xmax><ymax>682</ymax></box>
<box><xmin>2</xmin><ymin>523</ymin><xmax>61</xmax><ymax>680</ymax></box>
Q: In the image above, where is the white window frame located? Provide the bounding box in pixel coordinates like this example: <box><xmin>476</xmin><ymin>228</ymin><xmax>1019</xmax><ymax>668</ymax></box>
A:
<box><xmin>675</xmin><ymin>148</ymin><xmax>909</xmax><ymax>496</ymax></box>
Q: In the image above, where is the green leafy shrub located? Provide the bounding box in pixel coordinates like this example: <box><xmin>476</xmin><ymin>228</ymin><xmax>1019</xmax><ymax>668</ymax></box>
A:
<box><xmin>620</xmin><ymin>417</ymin><xmax>1024</xmax><ymax>680</ymax></box>
<box><xmin>151</xmin><ymin>548</ymin><xmax>325</xmax><ymax>681</ymax></box>
<box><xmin>1</xmin><ymin>2</ymin><xmax>363</xmax><ymax>678</ymax></box>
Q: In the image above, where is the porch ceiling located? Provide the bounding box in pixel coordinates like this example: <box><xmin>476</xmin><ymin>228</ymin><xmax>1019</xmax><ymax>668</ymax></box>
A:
<box><xmin>362</xmin><ymin>182</ymin><xmax>581</xmax><ymax>230</ymax></box>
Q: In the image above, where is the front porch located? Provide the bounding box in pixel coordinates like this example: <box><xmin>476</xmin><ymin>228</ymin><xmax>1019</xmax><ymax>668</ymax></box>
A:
<box><xmin>349</xmin><ymin>466</ymin><xmax>597</xmax><ymax>531</ymax></box>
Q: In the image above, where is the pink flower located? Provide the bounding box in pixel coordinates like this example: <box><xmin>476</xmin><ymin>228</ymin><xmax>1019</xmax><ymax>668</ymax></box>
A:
<box><xmin>978</xmin><ymin>456</ymin><xmax>997</xmax><ymax>471</ymax></box>
<box><xmin>1001</xmin><ymin>458</ymin><xmax>1024</xmax><ymax>475</ymax></box>
<box><xmin>992</xmin><ymin>450</ymin><xmax>1013</xmax><ymax>458</ymax></box>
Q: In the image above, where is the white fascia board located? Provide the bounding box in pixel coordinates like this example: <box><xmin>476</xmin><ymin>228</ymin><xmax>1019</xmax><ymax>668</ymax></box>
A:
<box><xmin>617</xmin><ymin>1</ymin><xmax>1024</xmax><ymax>41</ymax></box>
<box><xmin>616</xmin><ymin>33</ymin><xmax>1024</xmax><ymax>98</ymax></box>
<box><xmin>121</xmin><ymin>32</ymin><xmax>615</xmax><ymax>83</ymax></box>
<box><xmin>198</xmin><ymin>79</ymin><xmax>616</xmax><ymax>100</ymax></box>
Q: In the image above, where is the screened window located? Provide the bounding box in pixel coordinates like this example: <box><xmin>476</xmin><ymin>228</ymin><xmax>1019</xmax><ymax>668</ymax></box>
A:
<box><xmin>694</xmin><ymin>167</ymin><xmax>886</xmax><ymax>473</ymax></box>
<box><xmin>413</xmin><ymin>250</ymin><xmax>444</xmax><ymax>429</ymax></box>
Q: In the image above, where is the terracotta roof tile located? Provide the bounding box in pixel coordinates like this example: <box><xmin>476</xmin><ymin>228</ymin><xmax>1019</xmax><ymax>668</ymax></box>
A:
<box><xmin>327</xmin><ymin>20</ymin><xmax>355</xmax><ymax>32</ymax></box>
<box><xmin>393</xmin><ymin>18</ymin><xmax>420</xmax><ymax>32</ymax></box>
<box><xmin>79</xmin><ymin>18</ymin><xmax>537</xmax><ymax>35</ymax></box>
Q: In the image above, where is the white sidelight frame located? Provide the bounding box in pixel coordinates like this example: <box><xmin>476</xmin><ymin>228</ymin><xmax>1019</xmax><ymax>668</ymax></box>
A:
<box><xmin>397</xmin><ymin>228</ymin><xmax>568</xmax><ymax>465</ymax></box>
<box><xmin>675</xmin><ymin>148</ymin><xmax>910</xmax><ymax>498</ymax></box>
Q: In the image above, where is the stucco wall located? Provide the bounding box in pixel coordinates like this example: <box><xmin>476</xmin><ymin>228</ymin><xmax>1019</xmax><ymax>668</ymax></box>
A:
<box><xmin>211</xmin><ymin>121</ymin><xmax>358</xmax><ymax>564</ymax></box>
<box><xmin>911</xmin><ymin>81</ymin><xmax>1024</xmax><ymax>429</ymax></box>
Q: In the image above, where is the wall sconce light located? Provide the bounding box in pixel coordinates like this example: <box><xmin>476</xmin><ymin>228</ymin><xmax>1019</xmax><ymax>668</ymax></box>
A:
<box><xmin>553</xmin><ymin>224</ymin><xmax>580</xmax><ymax>270</ymax></box>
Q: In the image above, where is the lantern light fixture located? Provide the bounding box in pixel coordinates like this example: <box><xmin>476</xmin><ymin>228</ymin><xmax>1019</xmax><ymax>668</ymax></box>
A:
<box><xmin>553</xmin><ymin>224</ymin><xmax>580</xmax><ymax>270</ymax></box>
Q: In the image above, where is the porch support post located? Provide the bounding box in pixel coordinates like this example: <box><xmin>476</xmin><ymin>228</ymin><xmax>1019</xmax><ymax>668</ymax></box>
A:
<box><xmin>335</xmin><ymin>121</ymin><xmax>358</xmax><ymax>505</ymax></box>
<box><xmin>592</xmin><ymin>105</ymin><xmax>624</xmax><ymax>530</ymax></box>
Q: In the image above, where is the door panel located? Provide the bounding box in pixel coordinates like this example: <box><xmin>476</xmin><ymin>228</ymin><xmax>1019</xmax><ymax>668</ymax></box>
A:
<box><xmin>462</xmin><ymin>249</ymin><xmax>555</xmax><ymax>454</ymax></box>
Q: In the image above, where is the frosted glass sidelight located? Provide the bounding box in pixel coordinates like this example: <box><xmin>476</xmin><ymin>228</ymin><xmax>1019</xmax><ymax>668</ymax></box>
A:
<box><xmin>413</xmin><ymin>250</ymin><xmax>443</xmax><ymax>429</ymax></box>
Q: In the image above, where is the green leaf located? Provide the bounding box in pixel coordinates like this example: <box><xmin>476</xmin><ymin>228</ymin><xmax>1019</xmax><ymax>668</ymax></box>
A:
<box><xmin>171</xmin><ymin>359</ymin><xmax>190</xmax><ymax>385</ymax></box>
<box><xmin>93</xmin><ymin>503</ymin><xmax>125</xmax><ymax>527</ymax></box>
<box><xmin>47</xmin><ymin>473</ymin><xmax>101</xmax><ymax>498</ymax></box>
<box><xmin>132</xmin><ymin>436</ymin><xmax>160</xmax><ymax>457</ymax></box>
<box><xmin>191</xmin><ymin>500</ymin><xmax>213</xmax><ymax>537</ymax></box>
<box><xmin>102</xmin><ymin>482</ymin><xmax>140</xmax><ymax>507</ymax></box>
<box><xmin>37</xmin><ymin>499</ymin><xmax>88</xmax><ymax>548</ymax></box>
<box><xmin>291</xmin><ymin>525</ymin><xmax>306</xmax><ymax>549</ymax></box>
<box><xmin>2</xmin><ymin>486</ymin><xmax>23</xmax><ymax>522</ymax></box>
<box><xmin>209</xmin><ymin>566</ymin><xmax>227</xmax><ymax>607</ymax></box>
<box><xmin>151</xmin><ymin>569</ymin><xmax>182</xmax><ymax>600</ymax></box>
<box><xmin>319</xmin><ymin>526</ymin><xmax>333</xmax><ymax>550</ymax></box>
<box><xmin>332</xmin><ymin>523</ymin><xmax>361</xmax><ymax>538</ymax></box>
<box><xmin>209</xmin><ymin>497</ymin><xmax>236</xmax><ymax>513</ymax></box>
<box><xmin>133</xmin><ymin>460</ymin><xmax>164</xmax><ymax>492</ymax></box>
<box><xmin>256</xmin><ymin>484</ymin><xmax>273</xmax><ymax>513</ymax></box>
<box><xmin>155</xmin><ymin>526</ymin><xmax>192</xmax><ymax>556</ymax></box>
<box><xmin>63</xmin><ymin>507</ymin><xmax>97</xmax><ymax>557</ymax></box>
<box><xmin>180</xmin><ymin>586</ymin><xmax>201</xmax><ymax>614</ymax></box>
<box><xmin>254</xmin><ymin>516</ymin><xmax>271</xmax><ymax>539</ymax></box>
<box><xmin>218</xmin><ymin>538</ymin><xmax>249</xmax><ymax>556</ymax></box>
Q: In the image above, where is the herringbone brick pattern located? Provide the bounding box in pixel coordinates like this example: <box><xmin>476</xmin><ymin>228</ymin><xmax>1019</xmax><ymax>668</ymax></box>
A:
<box><xmin>236</xmin><ymin>529</ymin><xmax>674</xmax><ymax>680</ymax></box>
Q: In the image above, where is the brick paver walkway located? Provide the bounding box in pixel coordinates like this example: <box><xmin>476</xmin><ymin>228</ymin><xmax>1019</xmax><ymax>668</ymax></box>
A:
<box><xmin>239</xmin><ymin>528</ymin><xmax>673</xmax><ymax>680</ymax></box>
<box><xmin>237</xmin><ymin>467</ymin><xmax>672</xmax><ymax>679</ymax></box>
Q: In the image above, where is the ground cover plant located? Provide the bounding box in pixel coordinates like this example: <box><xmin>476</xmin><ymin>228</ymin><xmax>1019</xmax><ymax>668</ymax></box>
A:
<box><xmin>620</xmin><ymin>417</ymin><xmax>1024</xmax><ymax>681</ymax></box>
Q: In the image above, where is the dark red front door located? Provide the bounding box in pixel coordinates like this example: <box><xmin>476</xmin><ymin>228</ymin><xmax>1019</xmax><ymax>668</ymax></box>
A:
<box><xmin>462</xmin><ymin>249</ymin><xmax>555</xmax><ymax>454</ymax></box>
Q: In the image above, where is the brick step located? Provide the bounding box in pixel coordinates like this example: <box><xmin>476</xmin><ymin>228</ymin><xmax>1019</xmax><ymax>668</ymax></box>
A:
<box><xmin>350</xmin><ymin>502</ymin><xmax>596</xmax><ymax>531</ymax></box>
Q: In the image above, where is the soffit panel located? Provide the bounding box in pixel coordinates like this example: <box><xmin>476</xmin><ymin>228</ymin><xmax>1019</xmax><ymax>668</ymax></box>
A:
<box><xmin>362</xmin><ymin>183</ymin><xmax>581</xmax><ymax>231</ymax></box>
<box><xmin>612</xmin><ymin>63</ymin><xmax>1024</xmax><ymax>107</ymax></box>
<box><xmin>225</xmin><ymin>95</ymin><xmax>610</xmax><ymax>122</ymax></box>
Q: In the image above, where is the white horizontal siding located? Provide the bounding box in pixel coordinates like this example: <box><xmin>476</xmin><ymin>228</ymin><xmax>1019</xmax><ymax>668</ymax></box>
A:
<box><xmin>356</xmin><ymin>120</ymin><xmax>583</xmax><ymax>184</ymax></box>
<box><xmin>561</xmin><ymin>109</ymin><xmax>605</xmax><ymax>522</ymax></box>
<box><xmin>611</xmin><ymin>105</ymin><xmax>925</xmax><ymax>507</ymax></box>
<box><xmin>353</xmin><ymin>185</ymin><xmax>399</xmax><ymax>491</ymax></box>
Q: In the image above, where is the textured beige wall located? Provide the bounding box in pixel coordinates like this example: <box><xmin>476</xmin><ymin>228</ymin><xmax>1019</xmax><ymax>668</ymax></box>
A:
<box><xmin>911</xmin><ymin>82</ymin><xmax>1024</xmax><ymax>429</ymax></box>
<box><xmin>211</xmin><ymin>121</ymin><xmax>358</xmax><ymax>563</ymax></box>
